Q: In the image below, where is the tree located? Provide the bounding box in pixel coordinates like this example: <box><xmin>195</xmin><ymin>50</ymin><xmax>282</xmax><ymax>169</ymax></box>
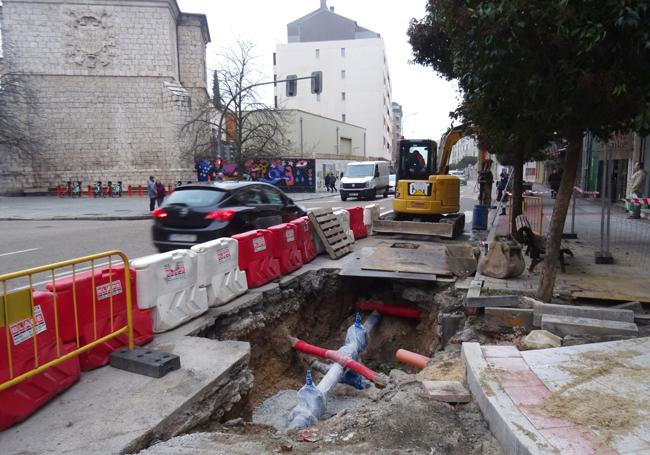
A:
<box><xmin>408</xmin><ymin>0</ymin><xmax>650</xmax><ymax>301</ymax></box>
<box><xmin>0</xmin><ymin>72</ymin><xmax>38</xmax><ymax>156</ymax></box>
<box><xmin>181</xmin><ymin>40</ymin><xmax>291</xmax><ymax>164</ymax></box>
<box><xmin>449</xmin><ymin>155</ymin><xmax>478</xmax><ymax>170</ymax></box>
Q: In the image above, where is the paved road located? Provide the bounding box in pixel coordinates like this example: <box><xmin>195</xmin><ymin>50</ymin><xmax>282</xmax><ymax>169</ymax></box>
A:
<box><xmin>0</xmin><ymin>180</ymin><xmax>480</xmax><ymax>275</ymax></box>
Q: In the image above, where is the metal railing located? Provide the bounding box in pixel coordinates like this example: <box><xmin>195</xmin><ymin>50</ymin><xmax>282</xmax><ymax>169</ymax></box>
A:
<box><xmin>506</xmin><ymin>195</ymin><xmax>544</xmax><ymax>236</ymax></box>
<box><xmin>0</xmin><ymin>251</ymin><xmax>134</xmax><ymax>392</ymax></box>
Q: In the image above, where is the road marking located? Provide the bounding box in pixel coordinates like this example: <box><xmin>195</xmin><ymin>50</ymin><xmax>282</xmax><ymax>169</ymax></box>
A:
<box><xmin>380</xmin><ymin>210</ymin><xmax>393</xmax><ymax>216</ymax></box>
<box><xmin>0</xmin><ymin>248</ymin><xmax>40</xmax><ymax>257</ymax></box>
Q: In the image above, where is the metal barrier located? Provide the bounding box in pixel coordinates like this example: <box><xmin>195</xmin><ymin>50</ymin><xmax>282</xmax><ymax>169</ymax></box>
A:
<box><xmin>0</xmin><ymin>251</ymin><xmax>134</xmax><ymax>392</ymax></box>
<box><xmin>506</xmin><ymin>195</ymin><xmax>544</xmax><ymax>236</ymax></box>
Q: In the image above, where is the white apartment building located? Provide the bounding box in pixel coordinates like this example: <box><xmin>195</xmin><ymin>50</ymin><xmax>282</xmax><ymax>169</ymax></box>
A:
<box><xmin>274</xmin><ymin>0</ymin><xmax>392</xmax><ymax>161</ymax></box>
<box><xmin>450</xmin><ymin>136</ymin><xmax>479</xmax><ymax>165</ymax></box>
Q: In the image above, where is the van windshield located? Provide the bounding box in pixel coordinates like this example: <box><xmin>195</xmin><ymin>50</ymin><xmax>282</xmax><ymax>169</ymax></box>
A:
<box><xmin>345</xmin><ymin>164</ymin><xmax>374</xmax><ymax>178</ymax></box>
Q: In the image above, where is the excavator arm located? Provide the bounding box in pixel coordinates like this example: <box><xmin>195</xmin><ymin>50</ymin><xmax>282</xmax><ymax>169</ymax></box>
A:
<box><xmin>438</xmin><ymin>124</ymin><xmax>477</xmax><ymax>175</ymax></box>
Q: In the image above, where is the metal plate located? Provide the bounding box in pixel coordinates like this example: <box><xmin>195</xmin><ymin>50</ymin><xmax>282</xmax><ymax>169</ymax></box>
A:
<box><xmin>361</xmin><ymin>246</ymin><xmax>453</xmax><ymax>276</ymax></box>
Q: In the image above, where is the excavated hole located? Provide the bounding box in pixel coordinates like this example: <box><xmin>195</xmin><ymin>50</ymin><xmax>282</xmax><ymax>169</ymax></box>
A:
<box><xmin>196</xmin><ymin>270</ymin><xmax>447</xmax><ymax>428</ymax></box>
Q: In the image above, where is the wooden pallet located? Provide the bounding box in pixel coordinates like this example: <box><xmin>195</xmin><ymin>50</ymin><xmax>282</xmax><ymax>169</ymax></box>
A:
<box><xmin>308</xmin><ymin>208</ymin><xmax>354</xmax><ymax>259</ymax></box>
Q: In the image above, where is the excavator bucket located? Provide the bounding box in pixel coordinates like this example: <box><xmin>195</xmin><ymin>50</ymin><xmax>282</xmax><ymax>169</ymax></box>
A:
<box><xmin>371</xmin><ymin>213</ymin><xmax>465</xmax><ymax>240</ymax></box>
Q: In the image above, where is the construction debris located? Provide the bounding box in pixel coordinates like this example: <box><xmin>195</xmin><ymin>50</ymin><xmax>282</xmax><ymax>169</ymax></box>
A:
<box><xmin>484</xmin><ymin>308</ymin><xmax>534</xmax><ymax>331</ymax></box>
<box><xmin>532</xmin><ymin>301</ymin><xmax>635</xmax><ymax>327</ymax></box>
<box><xmin>520</xmin><ymin>330</ymin><xmax>562</xmax><ymax>350</ymax></box>
<box><xmin>541</xmin><ymin>314</ymin><xmax>639</xmax><ymax>338</ymax></box>
<box><xmin>420</xmin><ymin>380</ymin><xmax>470</xmax><ymax>403</ymax></box>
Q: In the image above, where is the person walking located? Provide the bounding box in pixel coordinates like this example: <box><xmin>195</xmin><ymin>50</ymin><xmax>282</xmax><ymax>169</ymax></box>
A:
<box><xmin>628</xmin><ymin>161</ymin><xmax>647</xmax><ymax>219</ymax></box>
<box><xmin>548</xmin><ymin>166</ymin><xmax>562</xmax><ymax>199</ymax></box>
<box><xmin>147</xmin><ymin>176</ymin><xmax>157</xmax><ymax>211</ymax></box>
<box><xmin>155</xmin><ymin>179</ymin><xmax>166</xmax><ymax>207</ymax></box>
<box><xmin>496</xmin><ymin>170</ymin><xmax>508</xmax><ymax>202</ymax></box>
<box><xmin>330</xmin><ymin>172</ymin><xmax>337</xmax><ymax>192</ymax></box>
<box><xmin>324</xmin><ymin>173</ymin><xmax>331</xmax><ymax>192</ymax></box>
<box><xmin>478</xmin><ymin>160</ymin><xmax>494</xmax><ymax>207</ymax></box>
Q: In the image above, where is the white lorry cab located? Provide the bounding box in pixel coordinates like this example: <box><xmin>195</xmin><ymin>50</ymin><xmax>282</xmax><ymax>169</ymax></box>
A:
<box><xmin>340</xmin><ymin>161</ymin><xmax>390</xmax><ymax>201</ymax></box>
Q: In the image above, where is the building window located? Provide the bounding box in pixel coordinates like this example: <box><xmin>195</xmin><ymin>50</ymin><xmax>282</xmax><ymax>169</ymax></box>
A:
<box><xmin>315</xmin><ymin>49</ymin><xmax>320</xmax><ymax>58</ymax></box>
<box><xmin>341</xmin><ymin>92</ymin><xmax>346</xmax><ymax>101</ymax></box>
<box><xmin>341</xmin><ymin>70</ymin><xmax>346</xmax><ymax>79</ymax></box>
<box><xmin>273</xmin><ymin>52</ymin><xmax>276</xmax><ymax>65</ymax></box>
<box><xmin>341</xmin><ymin>47</ymin><xmax>346</xmax><ymax>57</ymax></box>
<box><xmin>342</xmin><ymin>114</ymin><xmax>346</xmax><ymax>122</ymax></box>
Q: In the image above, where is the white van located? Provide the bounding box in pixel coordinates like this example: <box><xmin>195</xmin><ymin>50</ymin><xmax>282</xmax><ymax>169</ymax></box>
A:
<box><xmin>340</xmin><ymin>161</ymin><xmax>390</xmax><ymax>201</ymax></box>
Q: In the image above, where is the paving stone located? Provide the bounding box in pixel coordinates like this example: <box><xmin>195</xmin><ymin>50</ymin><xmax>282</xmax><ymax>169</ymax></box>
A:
<box><xmin>420</xmin><ymin>380</ymin><xmax>470</xmax><ymax>403</ymax></box>
<box><xmin>533</xmin><ymin>301</ymin><xmax>635</xmax><ymax>327</ymax></box>
<box><xmin>485</xmin><ymin>307</ymin><xmax>534</xmax><ymax>331</ymax></box>
<box><xmin>541</xmin><ymin>314</ymin><xmax>639</xmax><ymax>338</ymax></box>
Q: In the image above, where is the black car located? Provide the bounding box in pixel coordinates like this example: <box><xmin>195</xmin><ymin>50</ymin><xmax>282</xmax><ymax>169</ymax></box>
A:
<box><xmin>152</xmin><ymin>182</ymin><xmax>306</xmax><ymax>252</ymax></box>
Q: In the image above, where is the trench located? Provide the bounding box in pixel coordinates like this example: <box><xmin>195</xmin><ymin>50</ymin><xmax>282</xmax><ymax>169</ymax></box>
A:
<box><xmin>194</xmin><ymin>269</ymin><xmax>452</xmax><ymax>431</ymax></box>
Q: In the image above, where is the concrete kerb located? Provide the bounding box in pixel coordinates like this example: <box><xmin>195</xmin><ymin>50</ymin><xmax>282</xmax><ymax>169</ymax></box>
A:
<box><xmin>461</xmin><ymin>343</ymin><xmax>551</xmax><ymax>455</ymax></box>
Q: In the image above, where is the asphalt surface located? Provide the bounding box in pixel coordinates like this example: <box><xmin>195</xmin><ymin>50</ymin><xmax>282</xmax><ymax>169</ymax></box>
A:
<box><xmin>0</xmin><ymin>181</ymin><xmax>480</xmax><ymax>276</ymax></box>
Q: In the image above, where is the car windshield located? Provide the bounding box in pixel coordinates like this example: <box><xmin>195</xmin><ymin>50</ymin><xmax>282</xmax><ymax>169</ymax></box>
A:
<box><xmin>345</xmin><ymin>164</ymin><xmax>374</xmax><ymax>178</ymax></box>
<box><xmin>164</xmin><ymin>188</ymin><xmax>226</xmax><ymax>207</ymax></box>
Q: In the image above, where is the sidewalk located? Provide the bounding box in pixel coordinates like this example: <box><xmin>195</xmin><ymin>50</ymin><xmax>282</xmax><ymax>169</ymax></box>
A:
<box><xmin>0</xmin><ymin>192</ymin><xmax>335</xmax><ymax>221</ymax></box>
<box><xmin>479</xmin><ymin>185</ymin><xmax>650</xmax><ymax>303</ymax></box>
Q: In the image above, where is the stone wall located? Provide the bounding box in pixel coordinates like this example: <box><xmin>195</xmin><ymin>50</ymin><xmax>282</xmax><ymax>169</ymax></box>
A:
<box><xmin>0</xmin><ymin>0</ymin><xmax>210</xmax><ymax>193</ymax></box>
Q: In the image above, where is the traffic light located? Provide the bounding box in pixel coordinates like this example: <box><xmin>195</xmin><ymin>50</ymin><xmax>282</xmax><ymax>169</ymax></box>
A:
<box><xmin>286</xmin><ymin>75</ymin><xmax>298</xmax><ymax>97</ymax></box>
<box><xmin>311</xmin><ymin>71</ymin><xmax>322</xmax><ymax>94</ymax></box>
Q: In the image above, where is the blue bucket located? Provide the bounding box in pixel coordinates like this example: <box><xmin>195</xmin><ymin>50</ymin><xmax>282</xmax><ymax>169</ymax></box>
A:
<box><xmin>472</xmin><ymin>205</ymin><xmax>489</xmax><ymax>230</ymax></box>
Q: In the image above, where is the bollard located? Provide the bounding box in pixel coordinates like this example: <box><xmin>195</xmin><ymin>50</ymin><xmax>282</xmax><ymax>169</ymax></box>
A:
<box><xmin>167</xmin><ymin>184</ymin><xmax>172</xmax><ymax>194</ymax></box>
<box><xmin>128</xmin><ymin>185</ymin><xmax>133</xmax><ymax>197</ymax></box>
<box><xmin>87</xmin><ymin>185</ymin><xmax>92</xmax><ymax>198</ymax></box>
<box><xmin>137</xmin><ymin>185</ymin><xmax>143</xmax><ymax>197</ymax></box>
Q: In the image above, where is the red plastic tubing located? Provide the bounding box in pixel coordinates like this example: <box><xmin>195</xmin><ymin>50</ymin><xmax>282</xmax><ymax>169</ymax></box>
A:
<box><xmin>293</xmin><ymin>339</ymin><xmax>384</xmax><ymax>386</ymax></box>
<box><xmin>356</xmin><ymin>299</ymin><xmax>422</xmax><ymax>321</ymax></box>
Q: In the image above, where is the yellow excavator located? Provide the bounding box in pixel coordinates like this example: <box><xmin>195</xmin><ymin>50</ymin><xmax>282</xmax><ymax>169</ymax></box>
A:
<box><xmin>372</xmin><ymin>125</ymin><xmax>471</xmax><ymax>239</ymax></box>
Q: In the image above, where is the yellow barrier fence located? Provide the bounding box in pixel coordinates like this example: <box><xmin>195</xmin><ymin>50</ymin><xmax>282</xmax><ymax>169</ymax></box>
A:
<box><xmin>0</xmin><ymin>251</ymin><xmax>134</xmax><ymax>392</ymax></box>
<box><xmin>507</xmin><ymin>195</ymin><xmax>545</xmax><ymax>236</ymax></box>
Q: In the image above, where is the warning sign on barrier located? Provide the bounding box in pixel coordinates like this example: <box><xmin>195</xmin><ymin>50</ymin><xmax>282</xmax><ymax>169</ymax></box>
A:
<box><xmin>96</xmin><ymin>281</ymin><xmax>123</xmax><ymax>301</ymax></box>
<box><xmin>164</xmin><ymin>262</ymin><xmax>187</xmax><ymax>281</ymax></box>
<box><xmin>10</xmin><ymin>305</ymin><xmax>46</xmax><ymax>345</ymax></box>
<box><xmin>253</xmin><ymin>237</ymin><xmax>267</xmax><ymax>252</ymax></box>
<box><xmin>286</xmin><ymin>229</ymin><xmax>295</xmax><ymax>242</ymax></box>
<box><xmin>216</xmin><ymin>247</ymin><xmax>231</xmax><ymax>263</ymax></box>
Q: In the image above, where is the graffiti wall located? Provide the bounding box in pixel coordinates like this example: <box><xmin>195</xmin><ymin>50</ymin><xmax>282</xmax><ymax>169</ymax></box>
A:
<box><xmin>220</xmin><ymin>158</ymin><xmax>316</xmax><ymax>193</ymax></box>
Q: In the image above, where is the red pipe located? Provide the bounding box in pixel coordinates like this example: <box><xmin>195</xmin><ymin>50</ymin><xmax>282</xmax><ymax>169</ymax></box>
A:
<box><xmin>291</xmin><ymin>338</ymin><xmax>388</xmax><ymax>388</ymax></box>
<box><xmin>356</xmin><ymin>299</ymin><xmax>422</xmax><ymax>321</ymax></box>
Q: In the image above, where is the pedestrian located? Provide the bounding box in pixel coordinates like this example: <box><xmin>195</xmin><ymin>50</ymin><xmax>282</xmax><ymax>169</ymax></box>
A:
<box><xmin>155</xmin><ymin>179</ymin><xmax>166</xmax><ymax>207</ymax></box>
<box><xmin>628</xmin><ymin>161</ymin><xmax>647</xmax><ymax>219</ymax></box>
<box><xmin>548</xmin><ymin>166</ymin><xmax>562</xmax><ymax>199</ymax></box>
<box><xmin>324</xmin><ymin>173</ymin><xmax>331</xmax><ymax>192</ymax></box>
<box><xmin>330</xmin><ymin>172</ymin><xmax>337</xmax><ymax>192</ymax></box>
<box><xmin>147</xmin><ymin>176</ymin><xmax>157</xmax><ymax>211</ymax></box>
<box><xmin>496</xmin><ymin>170</ymin><xmax>508</xmax><ymax>202</ymax></box>
<box><xmin>478</xmin><ymin>160</ymin><xmax>494</xmax><ymax>207</ymax></box>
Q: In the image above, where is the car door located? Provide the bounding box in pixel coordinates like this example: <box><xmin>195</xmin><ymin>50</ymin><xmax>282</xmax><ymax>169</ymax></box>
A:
<box><xmin>230</xmin><ymin>186</ymin><xmax>268</xmax><ymax>231</ymax></box>
<box><xmin>262</xmin><ymin>186</ymin><xmax>303</xmax><ymax>223</ymax></box>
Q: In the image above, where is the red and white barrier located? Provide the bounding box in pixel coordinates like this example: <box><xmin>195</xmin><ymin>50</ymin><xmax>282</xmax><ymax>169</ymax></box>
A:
<box><xmin>334</xmin><ymin>209</ymin><xmax>355</xmax><ymax>244</ymax></box>
<box><xmin>290</xmin><ymin>217</ymin><xmax>318</xmax><ymax>263</ymax></box>
<box><xmin>345</xmin><ymin>207</ymin><xmax>368</xmax><ymax>240</ymax></box>
<box><xmin>232</xmin><ymin>230</ymin><xmax>281</xmax><ymax>288</ymax></box>
<box><xmin>624</xmin><ymin>197</ymin><xmax>650</xmax><ymax>206</ymax></box>
<box><xmin>268</xmin><ymin>223</ymin><xmax>304</xmax><ymax>275</ymax></box>
<box><xmin>192</xmin><ymin>238</ymin><xmax>248</xmax><ymax>307</ymax></box>
<box><xmin>131</xmin><ymin>250</ymin><xmax>208</xmax><ymax>333</ymax></box>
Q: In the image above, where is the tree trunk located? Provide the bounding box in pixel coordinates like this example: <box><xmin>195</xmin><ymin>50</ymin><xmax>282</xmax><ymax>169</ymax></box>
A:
<box><xmin>510</xmin><ymin>152</ymin><xmax>524</xmax><ymax>235</ymax></box>
<box><xmin>536</xmin><ymin>131</ymin><xmax>582</xmax><ymax>302</ymax></box>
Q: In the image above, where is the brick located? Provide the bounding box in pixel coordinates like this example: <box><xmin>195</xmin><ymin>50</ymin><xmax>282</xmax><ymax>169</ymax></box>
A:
<box><xmin>465</xmin><ymin>295</ymin><xmax>520</xmax><ymax>308</ymax></box>
<box><xmin>541</xmin><ymin>314</ymin><xmax>639</xmax><ymax>338</ymax></box>
<box><xmin>420</xmin><ymin>380</ymin><xmax>470</xmax><ymax>403</ymax></box>
<box><xmin>533</xmin><ymin>302</ymin><xmax>635</xmax><ymax>327</ymax></box>
<box><xmin>485</xmin><ymin>307</ymin><xmax>534</xmax><ymax>331</ymax></box>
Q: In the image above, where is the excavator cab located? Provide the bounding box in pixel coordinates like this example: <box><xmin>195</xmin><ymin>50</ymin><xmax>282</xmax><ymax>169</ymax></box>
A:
<box><xmin>397</xmin><ymin>140</ymin><xmax>435</xmax><ymax>182</ymax></box>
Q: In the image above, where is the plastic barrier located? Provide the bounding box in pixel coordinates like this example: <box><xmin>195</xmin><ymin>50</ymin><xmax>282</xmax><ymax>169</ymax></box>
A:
<box><xmin>0</xmin><ymin>292</ymin><xmax>80</xmax><ymax>430</ymax></box>
<box><xmin>345</xmin><ymin>207</ymin><xmax>368</xmax><ymax>240</ymax></box>
<box><xmin>131</xmin><ymin>249</ymin><xmax>208</xmax><ymax>333</ymax></box>
<box><xmin>46</xmin><ymin>266</ymin><xmax>153</xmax><ymax>370</ymax></box>
<box><xmin>333</xmin><ymin>209</ymin><xmax>356</xmax><ymax>244</ymax></box>
<box><xmin>232</xmin><ymin>230</ymin><xmax>281</xmax><ymax>288</ymax></box>
<box><xmin>191</xmin><ymin>238</ymin><xmax>248</xmax><ymax>307</ymax></box>
<box><xmin>363</xmin><ymin>204</ymin><xmax>381</xmax><ymax>235</ymax></box>
<box><xmin>269</xmin><ymin>223</ymin><xmax>304</xmax><ymax>275</ymax></box>
<box><xmin>290</xmin><ymin>217</ymin><xmax>318</xmax><ymax>263</ymax></box>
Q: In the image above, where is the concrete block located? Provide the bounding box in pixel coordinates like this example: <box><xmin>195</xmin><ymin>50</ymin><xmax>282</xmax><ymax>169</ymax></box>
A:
<box><xmin>110</xmin><ymin>347</ymin><xmax>180</xmax><ymax>378</ymax></box>
<box><xmin>438</xmin><ymin>312</ymin><xmax>465</xmax><ymax>346</ymax></box>
<box><xmin>533</xmin><ymin>302</ymin><xmax>635</xmax><ymax>327</ymax></box>
<box><xmin>485</xmin><ymin>307</ymin><xmax>534</xmax><ymax>331</ymax></box>
<box><xmin>465</xmin><ymin>295</ymin><xmax>520</xmax><ymax>308</ymax></box>
<box><xmin>613</xmin><ymin>301</ymin><xmax>644</xmax><ymax>314</ymax></box>
<box><xmin>420</xmin><ymin>380</ymin><xmax>470</xmax><ymax>403</ymax></box>
<box><xmin>521</xmin><ymin>330</ymin><xmax>562</xmax><ymax>350</ymax></box>
<box><xmin>541</xmin><ymin>314</ymin><xmax>639</xmax><ymax>338</ymax></box>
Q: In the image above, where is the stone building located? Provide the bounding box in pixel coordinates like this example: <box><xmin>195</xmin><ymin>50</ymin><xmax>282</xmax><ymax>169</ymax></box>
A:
<box><xmin>0</xmin><ymin>0</ymin><xmax>210</xmax><ymax>193</ymax></box>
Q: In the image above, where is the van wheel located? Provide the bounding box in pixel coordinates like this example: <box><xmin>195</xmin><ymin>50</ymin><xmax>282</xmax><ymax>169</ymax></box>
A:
<box><xmin>369</xmin><ymin>189</ymin><xmax>377</xmax><ymax>200</ymax></box>
<box><xmin>383</xmin><ymin>187</ymin><xmax>388</xmax><ymax>198</ymax></box>
<box><xmin>341</xmin><ymin>194</ymin><xmax>347</xmax><ymax>201</ymax></box>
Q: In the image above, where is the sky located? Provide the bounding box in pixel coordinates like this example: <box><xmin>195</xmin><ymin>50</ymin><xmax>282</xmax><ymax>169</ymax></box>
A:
<box><xmin>176</xmin><ymin>0</ymin><xmax>460</xmax><ymax>141</ymax></box>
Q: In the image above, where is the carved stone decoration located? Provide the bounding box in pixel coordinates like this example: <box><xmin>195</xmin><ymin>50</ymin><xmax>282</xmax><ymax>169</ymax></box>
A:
<box><xmin>64</xmin><ymin>9</ymin><xmax>116</xmax><ymax>68</ymax></box>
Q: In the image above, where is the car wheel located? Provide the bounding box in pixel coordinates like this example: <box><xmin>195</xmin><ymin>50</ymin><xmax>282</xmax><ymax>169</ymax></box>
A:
<box><xmin>369</xmin><ymin>189</ymin><xmax>376</xmax><ymax>200</ymax></box>
<box><xmin>341</xmin><ymin>194</ymin><xmax>347</xmax><ymax>201</ymax></box>
<box><xmin>383</xmin><ymin>187</ymin><xmax>388</xmax><ymax>198</ymax></box>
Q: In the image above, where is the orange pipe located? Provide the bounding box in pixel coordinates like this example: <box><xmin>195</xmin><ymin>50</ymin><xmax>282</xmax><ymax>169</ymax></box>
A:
<box><xmin>395</xmin><ymin>349</ymin><xmax>430</xmax><ymax>370</ymax></box>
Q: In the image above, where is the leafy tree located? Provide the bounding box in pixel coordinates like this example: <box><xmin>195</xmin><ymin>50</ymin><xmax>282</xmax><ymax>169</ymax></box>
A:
<box><xmin>449</xmin><ymin>155</ymin><xmax>478</xmax><ymax>170</ymax></box>
<box><xmin>408</xmin><ymin>0</ymin><xmax>650</xmax><ymax>301</ymax></box>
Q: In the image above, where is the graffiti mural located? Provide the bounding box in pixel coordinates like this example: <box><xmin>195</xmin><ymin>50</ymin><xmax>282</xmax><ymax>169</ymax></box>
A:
<box><xmin>219</xmin><ymin>158</ymin><xmax>316</xmax><ymax>193</ymax></box>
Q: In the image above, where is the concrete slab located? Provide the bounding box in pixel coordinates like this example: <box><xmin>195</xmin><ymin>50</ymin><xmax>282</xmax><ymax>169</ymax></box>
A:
<box><xmin>485</xmin><ymin>307</ymin><xmax>534</xmax><ymax>331</ymax></box>
<box><xmin>533</xmin><ymin>301</ymin><xmax>635</xmax><ymax>327</ymax></box>
<box><xmin>420</xmin><ymin>380</ymin><xmax>470</xmax><ymax>403</ymax></box>
<box><xmin>613</xmin><ymin>301</ymin><xmax>644</xmax><ymax>314</ymax></box>
<box><xmin>541</xmin><ymin>314</ymin><xmax>639</xmax><ymax>338</ymax></box>
<box><xmin>465</xmin><ymin>295</ymin><xmax>521</xmax><ymax>308</ymax></box>
<box><xmin>0</xmin><ymin>337</ymin><xmax>250</xmax><ymax>455</ymax></box>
